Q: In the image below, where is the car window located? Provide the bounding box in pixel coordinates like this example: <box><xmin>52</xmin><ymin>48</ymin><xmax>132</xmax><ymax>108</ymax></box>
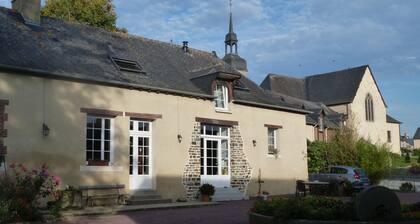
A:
<box><xmin>330</xmin><ymin>167</ymin><xmax>348</xmax><ymax>174</ymax></box>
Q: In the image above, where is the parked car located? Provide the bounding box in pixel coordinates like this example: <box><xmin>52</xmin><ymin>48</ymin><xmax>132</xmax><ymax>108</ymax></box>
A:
<box><xmin>309</xmin><ymin>165</ymin><xmax>370</xmax><ymax>188</ymax></box>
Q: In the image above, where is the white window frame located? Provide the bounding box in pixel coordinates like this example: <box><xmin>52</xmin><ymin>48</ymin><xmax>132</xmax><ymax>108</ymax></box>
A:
<box><xmin>200</xmin><ymin>125</ymin><xmax>230</xmax><ymax>177</ymax></box>
<box><xmin>214</xmin><ymin>84</ymin><xmax>229</xmax><ymax>111</ymax></box>
<box><xmin>267</xmin><ymin>128</ymin><xmax>278</xmax><ymax>157</ymax></box>
<box><xmin>85</xmin><ymin>116</ymin><xmax>114</xmax><ymax>165</ymax></box>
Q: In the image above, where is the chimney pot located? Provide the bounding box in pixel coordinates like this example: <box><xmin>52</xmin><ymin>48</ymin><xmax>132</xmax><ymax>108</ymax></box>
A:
<box><xmin>182</xmin><ymin>41</ymin><xmax>189</xmax><ymax>53</ymax></box>
<box><xmin>12</xmin><ymin>0</ymin><xmax>41</xmax><ymax>25</ymax></box>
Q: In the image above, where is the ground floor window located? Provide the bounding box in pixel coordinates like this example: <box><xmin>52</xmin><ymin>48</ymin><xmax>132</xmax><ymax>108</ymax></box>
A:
<box><xmin>200</xmin><ymin>125</ymin><xmax>229</xmax><ymax>176</ymax></box>
<box><xmin>86</xmin><ymin>116</ymin><xmax>112</xmax><ymax>164</ymax></box>
<box><xmin>267</xmin><ymin>128</ymin><xmax>278</xmax><ymax>155</ymax></box>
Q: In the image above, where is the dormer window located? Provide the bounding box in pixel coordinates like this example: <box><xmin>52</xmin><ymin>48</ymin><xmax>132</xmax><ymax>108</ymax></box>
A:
<box><xmin>214</xmin><ymin>84</ymin><xmax>229</xmax><ymax>110</ymax></box>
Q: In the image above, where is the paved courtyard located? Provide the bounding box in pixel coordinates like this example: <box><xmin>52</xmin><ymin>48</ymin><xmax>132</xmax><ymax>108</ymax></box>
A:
<box><xmin>61</xmin><ymin>193</ymin><xmax>420</xmax><ymax>224</ymax></box>
<box><xmin>62</xmin><ymin>200</ymin><xmax>254</xmax><ymax>224</ymax></box>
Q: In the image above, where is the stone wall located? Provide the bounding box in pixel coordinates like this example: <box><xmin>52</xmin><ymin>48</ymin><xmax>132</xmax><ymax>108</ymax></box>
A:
<box><xmin>182</xmin><ymin>122</ymin><xmax>202</xmax><ymax>200</ymax></box>
<box><xmin>182</xmin><ymin>123</ymin><xmax>252</xmax><ymax>200</ymax></box>
<box><xmin>230</xmin><ymin>125</ymin><xmax>252</xmax><ymax>193</ymax></box>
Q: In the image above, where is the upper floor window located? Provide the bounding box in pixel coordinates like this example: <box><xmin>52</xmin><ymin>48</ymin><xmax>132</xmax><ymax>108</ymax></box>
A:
<box><xmin>86</xmin><ymin>116</ymin><xmax>113</xmax><ymax>165</ymax></box>
<box><xmin>214</xmin><ymin>84</ymin><xmax>229</xmax><ymax>110</ymax></box>
<box><xmin>365</xmin><ymin>94</ymin><xmax>374</xmax><ymax>122</ymax></box>
<box><xmin>267</xmin><ymin>128</ymin><xmax>278</xmax><ymax>155</ymax></box>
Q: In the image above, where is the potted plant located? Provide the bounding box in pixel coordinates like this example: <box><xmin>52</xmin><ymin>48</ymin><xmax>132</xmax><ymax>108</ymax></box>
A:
<box><xmin>199</xmin><ymin>183</ymin><xmax>215</xmax><ymax>202</ymax></box>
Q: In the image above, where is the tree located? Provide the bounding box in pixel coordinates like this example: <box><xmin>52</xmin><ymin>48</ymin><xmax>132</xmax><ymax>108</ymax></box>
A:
<box><xmin>41</xmin><ymin>0</ymin><xmax>126</xmax><ymax>32</ymax></box>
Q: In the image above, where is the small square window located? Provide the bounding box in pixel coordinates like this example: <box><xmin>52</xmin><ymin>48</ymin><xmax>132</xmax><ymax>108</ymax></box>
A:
<box><xmin>111</xmin><ymin>57</ymin><xmax>144</xmax><ymax>74</ymax></box>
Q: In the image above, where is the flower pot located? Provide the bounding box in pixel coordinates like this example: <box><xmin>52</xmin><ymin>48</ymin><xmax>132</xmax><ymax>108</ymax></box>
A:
<box><xmin>201</xmin><ymin>194</ymin><xmax>211</xmax><ymax>202</ymax></box>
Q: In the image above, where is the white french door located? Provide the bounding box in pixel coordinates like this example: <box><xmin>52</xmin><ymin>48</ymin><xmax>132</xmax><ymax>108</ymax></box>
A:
<box><xmin>129</xmin><ymin>120</ymin><xmax>153</xmax><ymax>190</ymax></box>
<box><xmin>200</xmin><ymin>125</ymin><xmax>230</xmax><ymax>188</ymax></box>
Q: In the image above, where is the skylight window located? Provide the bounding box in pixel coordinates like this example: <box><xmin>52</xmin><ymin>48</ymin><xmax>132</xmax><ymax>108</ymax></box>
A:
<box><xmin>111</xmin><ymin>57</ymin><xmax>143</xmax><ymax>73</ymax></box>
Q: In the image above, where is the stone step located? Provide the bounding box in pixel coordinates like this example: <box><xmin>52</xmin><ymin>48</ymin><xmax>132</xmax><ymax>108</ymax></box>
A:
<box><xmin>130</xmin><ymin>189</ymin><xmax>159</xmax><ymax>196</ymax></box>
<box><xmin>212</xmin><ymin>187</ymin><xmax>246</xmax><ymax>201</ymax></box>
<box><xmin>126</xmin><ymin>198</ymin><xmax>172</xmax><ymax>205</ymax></box>
<box><xmin>129</xmin><ymin>194</ymin><xmax>162</xmax><ymax>200</ymax></box>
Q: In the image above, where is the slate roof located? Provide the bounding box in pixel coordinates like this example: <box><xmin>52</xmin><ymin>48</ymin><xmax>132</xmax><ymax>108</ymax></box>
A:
<box><xmin>0</xmin><ymin>7</ymin><xmax>309</xmax><ymax>114</ymax></box>
<box><xmin>400</xmin><ymin>135</ymin><xmax>414</xmax><ymax>146</ymax></box>
<box><xmin>386</xmin><ymin>115</ymin><xmax>402</xmax><ymax>124</ymax></box>
<box><xmin>414</xmin><ymin>128</ymin><xmax>420</xmax><ymax>140</ymax></box>
<box><xmin>261</xmin><ymin>65</ymin><xmax>377</xmax><ymax>106</ymax></box>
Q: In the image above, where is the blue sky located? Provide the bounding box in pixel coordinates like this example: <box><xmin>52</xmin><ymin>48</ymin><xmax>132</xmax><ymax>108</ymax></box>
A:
<box><xmin>1</xmin><ymin>0</ymin><xmax>419</xmax><ymax>136</ymax></box>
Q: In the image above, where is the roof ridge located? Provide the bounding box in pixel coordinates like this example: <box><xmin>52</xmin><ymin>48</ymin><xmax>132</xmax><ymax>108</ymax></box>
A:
<box><xmin>305</xmin><ymin>65</ymin><xmax>369</xmax><ymax>79</ymax></box>
<box><xmin>1</xmin><ymin>6</ymin><xmax>216</xmax><ymax>59</ymax></box>
<box><xmin>268</xmin><ymin>73</ymin><xmax>303</xmax><ymax>80</ymax></box>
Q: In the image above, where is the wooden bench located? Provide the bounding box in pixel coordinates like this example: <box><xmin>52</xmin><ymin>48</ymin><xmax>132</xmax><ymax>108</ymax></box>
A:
<box><xmin>79</xmin><ymin>184</ymin><xmax>125</xmax><ymax>207</ymax></box>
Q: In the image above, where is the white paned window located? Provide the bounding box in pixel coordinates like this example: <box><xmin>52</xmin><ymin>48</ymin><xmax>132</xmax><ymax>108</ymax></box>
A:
<box><xmin>267</xmin><ymin>128</ymin><xmax>278</xmax><ymax>155</ymax></box>
<box><xmin>86</xmin><ymin>116</ymin><xmax>112</xmax><ymax>164</ymax></box>
<box><xmin>214</xmin><ymin>84</ymin><xmax>228</xmax><ymax>110</ymax></box>
<box><xmin>200</xmin><ymin>125</ymin><xmax>230</xmax><ymax>176</ymax></box>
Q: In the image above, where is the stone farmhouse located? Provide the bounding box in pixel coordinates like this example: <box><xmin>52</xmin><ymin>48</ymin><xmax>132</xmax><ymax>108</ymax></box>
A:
<box><xmin>0</xmin><ymin>1</ymin><xmax>401</xmax><ymax>202</ymax></box>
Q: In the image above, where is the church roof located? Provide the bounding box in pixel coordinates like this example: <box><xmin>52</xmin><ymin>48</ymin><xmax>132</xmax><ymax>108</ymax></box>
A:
<box><xmin>386</xmin><ymin>115</ymin><xmax>402</xmax><ymax>124</ymax></box>
<box><xmin>0</xmin><ymin>6</ymin><xmax>309</xmax><ymax>114</ymax></box>
<box><xmin>261</xmin><ymin>65</ymin><xmax>368</xmax><ymax>106</ymax></box>
<box><xmin>414</xmin><ymin>128</ymin><xmax>420</xmax><ymax>139</ymax></box>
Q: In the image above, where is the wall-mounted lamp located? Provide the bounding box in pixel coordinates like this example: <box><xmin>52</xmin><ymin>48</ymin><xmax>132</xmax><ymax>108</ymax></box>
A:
<box><xmin>42</xmin><ymin>123</ymin><xmax>50</xmax><ymax>136</ymax></box>
<box><xmin>252</xmin><ymin>140</ymin><xmax>257</xmax><ymax>147</ymax></box>
<box><xmin>177</xmin><ymin>134</ymin><xmax>183</xmax><ymax>143</ymax></box>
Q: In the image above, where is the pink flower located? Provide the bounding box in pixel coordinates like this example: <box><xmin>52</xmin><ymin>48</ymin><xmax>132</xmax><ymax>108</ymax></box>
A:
<box><xmin>53</xmin><ymin>176</ymin><xmax>61</xmax><ymax>186</ymax></box>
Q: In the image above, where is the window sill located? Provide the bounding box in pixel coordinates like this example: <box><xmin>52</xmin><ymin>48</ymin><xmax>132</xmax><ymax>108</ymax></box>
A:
<box><xmin>80</xmin><ymin>165</ymin><xmax>123</xmax><ymax>172</ymax></box>
<box><xmin>266</xmin><ymin>154</ymin><xmax>282</xmax><ymax>159</ymax></box>
<box><xmin>215</xmin><ymin>109</ymin><xmax>231</xmax><ymax>114</ymax></box>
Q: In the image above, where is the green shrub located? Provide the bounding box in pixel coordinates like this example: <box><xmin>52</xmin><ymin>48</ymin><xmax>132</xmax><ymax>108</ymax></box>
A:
<box><xmin>399</xmin><ymin>182</ymin><xmax>414</xmax><ymax>192</ymax></box>
<box><xmin>253</xmin><ymin>196</ymin><xmax>352</xmax><ymax>220</ymax></box>
<box><xmin>199</xmin><ymin>183</ymin><xmax>215</xmax><ymax>196</ymax></box>
<box><xmin>391</xmin><ymin>153</ymin><xmax>407</xmax><ymax>168</ymax></box>
<box><xmin>405</xmin><ymin>153</ymin><xmax>411</xmax><ymax>163</ymax></box>
<box><xmin>356</xmin><ymin>140</ymin><xmax>392</xmax><ymax>184</ymax></box>
<box><xmin>307</xmin><ymin>141</ymin><xmax>329</xmax><ymax>173</ymax></box>
<box><xmin>0</xmin><ymin>164</ymin><xmax>62</xmax><ymax>222</ymax></box>
<box><xmin>307</xmin><ymin>121</ymin><xmax>393</xmax><ymax>184</ymax></box>
<box><xmin>413</xmin><ymin>149</ymin><xmax>420</xmax><ymax>157</ymax></box>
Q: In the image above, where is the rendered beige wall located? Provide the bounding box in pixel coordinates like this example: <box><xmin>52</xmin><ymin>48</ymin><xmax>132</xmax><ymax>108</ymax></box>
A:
<box><xmin>0</xmin><ymin>71</ymin><xmax>308</xmax><ymax>199</ymax></box>
<box><xmin>386</xmin><ymin>122</ymin><xmax>401</xmax><ymax>154</ymax></box>
<box><xmin>415</xmin><ymin>140</ymin><xmax>420</xmax><ymax>149</ymax></box>
<box><xmin>348</xmin><ymin>68</ymin><xmax>400</xmax><ymax>154</ymax></box>
<box><xmin>306</xmin><ymin>125</ymin><xmax>315</xmax><ymax>142</ymax></box>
